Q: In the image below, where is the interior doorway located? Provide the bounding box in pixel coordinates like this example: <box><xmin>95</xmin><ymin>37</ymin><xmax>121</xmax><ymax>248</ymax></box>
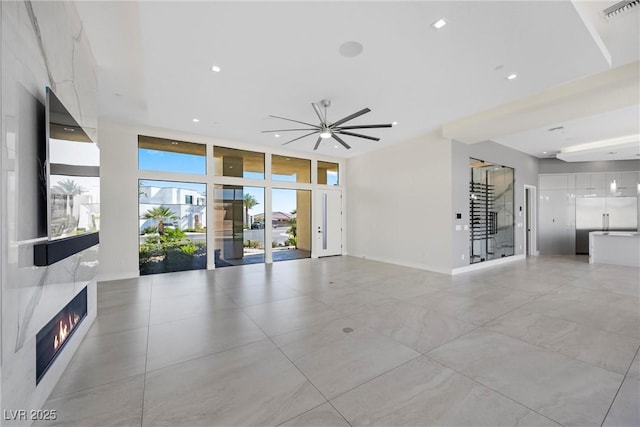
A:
<box><xmin>524</xmin><ymin>185</ymin><xmax>537</xmax><ymax>256</ymax></box>
<box><xmin>316</xmin><ymin>188</ymin><xmax>342</xmax><ymax>257</ymax></box>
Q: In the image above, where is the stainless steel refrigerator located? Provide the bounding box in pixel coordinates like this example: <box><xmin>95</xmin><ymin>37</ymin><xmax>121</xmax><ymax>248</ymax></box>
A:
<box><xmin>575</xmin><ymin>197</ymin><xmax>638</xmax><ymax>254</ymax></box>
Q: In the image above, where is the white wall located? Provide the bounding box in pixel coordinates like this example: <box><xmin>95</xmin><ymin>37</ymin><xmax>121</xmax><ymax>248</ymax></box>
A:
<box><xmin>346</xmin><ymin>132</ymin><xmax>453</xmax><ymax>274</ymax></box>
<box><xmin>99</xmin><ymin>122</ymin><xmax>346</xmax><ymax>281</ymax></box>
<box><xmin>1</xmin><ymin>1</ymin><xmax>98</xmax><ymax>422</ymax></box>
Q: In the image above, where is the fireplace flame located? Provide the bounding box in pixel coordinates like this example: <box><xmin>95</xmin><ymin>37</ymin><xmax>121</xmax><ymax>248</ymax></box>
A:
<box><xmin>53</xmin><ymin>312</ymin><xmax>81</xmax><ymax>351</ymax></box>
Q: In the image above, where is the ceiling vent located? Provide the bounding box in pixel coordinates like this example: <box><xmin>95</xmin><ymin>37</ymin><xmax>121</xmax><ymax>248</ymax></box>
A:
<box><xmin>603</xmin><ymin>0</ymin><xmax>639</xmax><ymax>20</ymax></box>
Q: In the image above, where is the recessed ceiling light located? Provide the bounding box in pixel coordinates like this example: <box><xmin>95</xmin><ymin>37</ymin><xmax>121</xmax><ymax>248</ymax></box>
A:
<box><xmin>392</xmin><ymin>121</ymin><xmax>398</xmax><ymax>126</ymax></box>
<box><xmin>192</xmin><ymin>118</ymin><xmax>200</xmax><ymax>123</ymax></box>
<box><xmin>211</xmin><ymin>65</ymin><xmax>221</xmax><ymax>73</ymax></box>
<box><xmin>171</xmin><ymin>141</ymin><xmax>179</xmax><ymax>145</ymax></box>
<box><xmin>506</xmin><ymin>73</ymin><xmax>518</xmax><ymax>80</ymax></box>
<box><xmin>542</xmin><ymin>151</ymin><xmax>547</xmax><ymax>154</ymax></box>
<box><xmin>274</xmin><ymin>134</ymin><xmax>280</xmax><ymax>138</ymax></box>
<box><xmin>334</xmin><ymin>145</ymin><xmax>339</xmax><ymax>148</ymax></box>
<box><xmin>432</xmin><ymin>18</ymin><xmax>447</xmax><ymax>29</ymax></box>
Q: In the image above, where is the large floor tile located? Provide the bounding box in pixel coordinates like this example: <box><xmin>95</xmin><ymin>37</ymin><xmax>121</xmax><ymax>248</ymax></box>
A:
<box><xmin>50</xmin><ymin>328</ymin><xmax>148</xmax><ymax>399</ymax></box>
<box><xmin>349</xmin><ymin>299</ymin><xmax>476</xmax><ymax>353</ymax></box>
<box><xmin>410</xmin><ymin>288</ymin><xmax>536</xmax><ymax>326</ymax></box>
<box><xmin>273</xmin><ymin>318</ymin><xmax>419</xmax><ymax>399</ymax></box>
<box><xmin>279</xmin><ymin>403</ymin><xmax>350</xmax><ymax>427</ymax></box>
<box><xmin>429</xmin><ymin>328</ymin><xmax>624</xmax><ymax>426</ymax></box>
<box><xmin>142</xmin><ymin>340</ymin><xmax>325</xmax><ymax>426</ymax></box>
<box><xmin>332</xmin><ymin>356</ymin><xmax>560</xmax><ymax>427</ymax></box>
<box><xmin>603</xmin><ymin>377</ymin><xmax>640</xmax><ymax>427</ymax></box>
<box><xmin>569</xmin><ymin>274</ymin><xmax>640</xmax><ymax>298</ymax></box>
<box><xmin>35</xmin><ymin>374</ymin><xmax>144</xmax><ymax>427</ymax></box>
<box><xmin>486</xmin><ymin>308</ymin><xmax>640</xmax><ymax>374</ymax></box>
<box><xmin>87</xmin><ymin>303</ymin><xmax>150</xmax><ymax>337</ymax></box>
<box><xmin>146</xmin><ymin>309</ymin><xmax>266</xmax><ymax>371</ymax></box>
<box><xmin>309</xmin><ymin>287</ymin><xmax>397</xmax><ymax>315</ymax></box>
<box><xmin>242</xmin><ymin>296</ymin><xmax>343</xmax><ymax>336</ymax></box>
<box><xmin>523</xmin><ymin>285</ymin><xmax>640</xmax><ymax>338</ymax></box>
<box><xmin>97</xmin><ymin>283</ymin><xmax>152</xmax><ymax>311</ymax></box>
<box><xmin>225</xmin><ymin>281</ymin><xmax>303</xmax><ymax>307</ymax></box>
<box><xmin>149</xmin><ymin>290</ymin><xmax>238</xmax><ymax>325</ymax></box>
<box><xmin>628</xmin><ymin>351</ymin><xmax>640</xmax><ymax>379</ymax></box>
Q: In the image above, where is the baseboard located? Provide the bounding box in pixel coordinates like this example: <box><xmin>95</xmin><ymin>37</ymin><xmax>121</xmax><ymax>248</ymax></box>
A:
<box><xmin>451</xmin><ymin>254</ymin><xmax>525</xmax><ymax>275</ymax></box>
<box><xmin>96</xmin><ymin>270</ymin><xmax>140</xmax><ymax>283</ymax></box>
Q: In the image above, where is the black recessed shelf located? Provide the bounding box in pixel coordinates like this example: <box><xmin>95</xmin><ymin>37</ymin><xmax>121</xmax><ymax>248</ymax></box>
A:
<box><xmin>34</xmin><ymin>232</ymin><xmax>99</xmax><ymax>266</ymax></box>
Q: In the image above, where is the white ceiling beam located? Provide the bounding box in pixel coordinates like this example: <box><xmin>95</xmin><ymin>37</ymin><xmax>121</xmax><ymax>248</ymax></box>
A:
<box><xmin>441</xmin><ymin>61</ymin><xmax>639</xmax><ymax>144</ymax></box>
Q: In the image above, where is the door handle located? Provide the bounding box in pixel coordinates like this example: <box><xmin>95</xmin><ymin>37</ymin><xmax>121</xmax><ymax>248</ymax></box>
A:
<box><xmin>602</xmin><ymin>213</ymin><xmax>605</xmax><ymax>231</ymax></box>
<box><xmin>606</xmin><ymin>213</ymin><xmax>610</xmax><ymax>231</ymax></box>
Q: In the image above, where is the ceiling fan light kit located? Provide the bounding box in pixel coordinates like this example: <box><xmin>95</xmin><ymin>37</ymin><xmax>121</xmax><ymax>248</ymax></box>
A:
<box><xmin>262</xmin><ymin>99</ymin><xmax>392</xmax><ymax>150</ymax></box>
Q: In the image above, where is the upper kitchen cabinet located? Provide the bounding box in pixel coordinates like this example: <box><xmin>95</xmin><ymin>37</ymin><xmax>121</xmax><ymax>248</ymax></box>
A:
<box><xmin>576</xmin><ymin>173</ymin><xmax>606</xmax><ymax>197</ymax></box>
<box><xmin>607</xmin><ymin>171</ymin><xmax>640</xmax><ymax>197</ymax></box>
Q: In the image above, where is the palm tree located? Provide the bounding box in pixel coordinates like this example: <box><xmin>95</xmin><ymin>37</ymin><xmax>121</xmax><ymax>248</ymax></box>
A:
<box><xmin>141</xmin><ymin>206</ymin><xmax>178</xmax><ymax>236</ymax></box>
<box><xmin>243</xmin><ymin>193</ymin><xmax>259</xmax><ymax>228</ymax></box>
<box><xmin>52</xmin><ymin>179</ymin><xmax>85</xmax><ymax>215</ymax></box>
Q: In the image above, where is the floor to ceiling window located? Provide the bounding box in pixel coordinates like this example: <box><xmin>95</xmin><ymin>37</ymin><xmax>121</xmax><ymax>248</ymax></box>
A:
<box><xmin>138</xmin><ymin>136</ymin><xmax>342</xmax><ymax>273</ymax></box>
<box><xmin>137</xmin><ymin>136</ymin><xmax>207</xmax><ymax>275</ymax></box>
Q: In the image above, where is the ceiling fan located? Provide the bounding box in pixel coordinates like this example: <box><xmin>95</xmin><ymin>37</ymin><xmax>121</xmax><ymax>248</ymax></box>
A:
<box><xmin>262</xmin><ymin>99</ymin><xmax>393</xmax><ymax>150</ymax></box>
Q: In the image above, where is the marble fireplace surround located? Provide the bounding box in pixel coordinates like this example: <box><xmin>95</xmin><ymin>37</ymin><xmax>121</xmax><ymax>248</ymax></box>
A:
<box><xmin>1</xmin><ymin>1</ymin><xmax>99</xmax><ymax>424</ymax></box>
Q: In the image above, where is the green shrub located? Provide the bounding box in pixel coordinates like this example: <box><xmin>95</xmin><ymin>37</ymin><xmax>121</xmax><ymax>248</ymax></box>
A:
<box><xmin>139</xmin><ymin>242</ymin><xmax>165</xmax><ymax>259</ymax></box>
<box><xmin>272</xmin><ymin>241</ymin><xmax>278</xmax><ymax>248</ymax></box>
<box><xmin>286</xmin><ymin>237</ymin><xmax>297</xmax><ymax>247</ymax></box>
<box><xmin>179</xmin><ymin>243</ymin><xmax>198</xmax><ymax>255</ymax></box>
<box><xmin>160</xmin><ymin>227</ymin><xmax>186</xmax><ymax>243</ymax></box>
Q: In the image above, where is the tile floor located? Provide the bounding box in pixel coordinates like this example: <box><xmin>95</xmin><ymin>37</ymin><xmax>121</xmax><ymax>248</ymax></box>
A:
<box><xmin>38</xmin><ymin>256</ymin><xmax>639</xmax><ymax>427</ymax></box>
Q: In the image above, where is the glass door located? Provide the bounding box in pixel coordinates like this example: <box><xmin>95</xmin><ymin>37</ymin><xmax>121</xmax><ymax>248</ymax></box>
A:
<box><xmin>469</xmin><ymin>159</ymin><xmax>515</xmax><ymax>263</ymax></box>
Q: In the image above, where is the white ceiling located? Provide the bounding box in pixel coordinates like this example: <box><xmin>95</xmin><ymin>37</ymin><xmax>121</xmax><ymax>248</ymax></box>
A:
<box><xmin>75</xmin><ymin>1</ymin><xmax>640</xmax><ymax>160</ymax></box>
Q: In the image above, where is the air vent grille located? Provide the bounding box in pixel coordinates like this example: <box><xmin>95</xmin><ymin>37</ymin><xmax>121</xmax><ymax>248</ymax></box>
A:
<box><xmin>603</xmin><ymin>0</ymin><xmax>639</xmax><ymax>20</ymax></box>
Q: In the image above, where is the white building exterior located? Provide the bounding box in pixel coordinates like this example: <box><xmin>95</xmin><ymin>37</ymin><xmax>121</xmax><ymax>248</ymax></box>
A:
<box><xmin>139</xmin><ymin>185</ymin><xmax>206</xmax><ymax>231</ymax></box>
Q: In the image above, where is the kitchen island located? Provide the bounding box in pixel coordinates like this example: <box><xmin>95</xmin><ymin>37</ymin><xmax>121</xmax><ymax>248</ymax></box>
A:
<box><xmin>589</xmin><ymin>231</ymin><xmax>640</xmax><ymax>267</ymax></box>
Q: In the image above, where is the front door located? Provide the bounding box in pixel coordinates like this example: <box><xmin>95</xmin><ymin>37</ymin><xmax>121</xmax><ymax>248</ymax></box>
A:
<box><xmin>316</xmin><ymin>189</ymin><xmax>342</xmax><ymax>257</ymax></box>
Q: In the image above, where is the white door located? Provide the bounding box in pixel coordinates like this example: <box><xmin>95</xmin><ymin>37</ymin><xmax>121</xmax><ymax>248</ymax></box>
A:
<box><xmin>316</xmin><ymin>189</ymin><xmax>342</xmax><ymax>257</ymax></box>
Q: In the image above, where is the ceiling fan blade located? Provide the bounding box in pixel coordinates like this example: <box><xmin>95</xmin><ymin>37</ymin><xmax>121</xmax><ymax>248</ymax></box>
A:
<box><xmin>281</xmin><ymin>131</ymin><xmax>319</xmax><ymax>146</ymax></box>
<box><xmin>313</xmin><ymin>136</ymin><xmax>323</xmax><ymax>150</ymax></box>
<box><xmin>336</xmin><ymin>130</ymin><xmax>380</xmax><ymax>141</ymax></box>
<box><xmin>330</xmin><ymin>108</ymin><xmax>371</xmax><ymax>128</ymax></box>
<box><xmin>312</xmin><ymin>103</ymin><xmax>326</xmax><ymax>124</ymax></box>
<box><xmin>331</xmin><ymin>133</ymin><xmax>351</xmax><ymax>150</ymax></box>
<box><xmin>269</xmin><ymin>115</ymin><xmax>319</xmax><ymax>128</ymax></box>
<box><xmin>336</xmin><ymin>124</ymin><xmax>393</xmax><ymax>130</ymax></box>
<box><xmin>262</xmin><ymin>128</ymin><xmax>318</xmax><ymax>133</ymax></box>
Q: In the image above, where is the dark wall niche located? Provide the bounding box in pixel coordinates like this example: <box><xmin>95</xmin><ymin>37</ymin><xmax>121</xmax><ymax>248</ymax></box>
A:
<box><xmin>33</xmin><ymin>232</ymin><xmax>99</xmax><ymax>266</ymax></box>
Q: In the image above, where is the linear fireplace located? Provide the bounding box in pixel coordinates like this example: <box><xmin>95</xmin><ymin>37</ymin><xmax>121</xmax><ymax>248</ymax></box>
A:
<box><xmin>36</xmin><ymin>286</ymin><xmax>87</xmax><ymax>384</ymax></box>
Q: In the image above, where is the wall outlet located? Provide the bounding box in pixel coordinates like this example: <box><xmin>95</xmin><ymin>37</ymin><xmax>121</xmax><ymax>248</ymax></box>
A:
<box><xmin>455</xmin><ymin>225</ymin><xmax>462</xmax><ymax>231</ymax></box>
<box><xmin>463</xmin><ymin>225</ymin><xmax>469</xmax><ymax>231</ymax></box>
<box><xmin>519</xmin><ymin>245</ymin><xmax>522</xmax><ymax>250</ymax></box>
<box><xmin>461</xmin><ymin>254</ymin><xmax>465</xmax><ymax>260</ymax></box>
